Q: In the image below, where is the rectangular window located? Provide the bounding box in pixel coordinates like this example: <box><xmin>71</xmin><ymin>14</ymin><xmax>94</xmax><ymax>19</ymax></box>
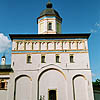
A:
<box><xmin>27</xmin><ymin>54</ymin><xmax>32</xmax><ymax>63</ymax></box>
<box><xmin>70</xmin><ymin>54</ymin><xmax>74</xmax><ymax>63</ymax></box>
<box><xmin>48</xmin><ymin>22</ymin><xmax>52</xmax><ymax>30</ymax></box>
<box><xmin>0</xmin><ymin>79</ymin><xmax>7</xmax><ymax>90</ymax></box>
<box><xmin>41</xmin><ymin>55</ymin><xmax>46</xmax><ymax>63</ymax></box>
<box><xmin>56</xmin><ymin>54</ymin><xmax>60</xmax><ymax>63</ymax></box>
<box><xmin>48</xmin><ymin>89</ymin><xmax>57</xmax><ymax>100</ymax></box>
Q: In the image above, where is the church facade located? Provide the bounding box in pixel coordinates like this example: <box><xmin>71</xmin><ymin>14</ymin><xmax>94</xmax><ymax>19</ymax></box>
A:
<box><xmin>0</xmin><ymin>1</ymin><xmax>94</xmax><ymax>100</ymax></box>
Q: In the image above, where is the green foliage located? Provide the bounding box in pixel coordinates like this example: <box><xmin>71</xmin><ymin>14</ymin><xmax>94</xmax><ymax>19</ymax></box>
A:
<box><xmin>93</xmin><ymin>79</ymin><xmax>100</xmax><ymax>86</ymax></box>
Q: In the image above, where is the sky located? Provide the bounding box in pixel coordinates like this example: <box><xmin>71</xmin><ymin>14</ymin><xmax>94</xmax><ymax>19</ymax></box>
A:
<box><xmin>0</xmin><ymin>0</ymin><xmax>100</xmax><ymax>81</ymax></box>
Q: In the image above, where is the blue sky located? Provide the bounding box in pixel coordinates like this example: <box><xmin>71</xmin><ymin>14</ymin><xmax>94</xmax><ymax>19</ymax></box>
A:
<box><xmin>0</xmin><ymin>0</ymin><xmax>100</xmax><ymax>81</ymax></box>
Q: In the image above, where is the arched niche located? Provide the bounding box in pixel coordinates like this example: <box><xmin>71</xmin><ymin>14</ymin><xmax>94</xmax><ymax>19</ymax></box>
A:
<box><xmin>72</xmin><ymin>74</ymin><xmax>88</xmax><ymax>100</ymax></box>
<box><xmin>37</xmin><ymin>68</ymin><xmax>67</xmax><ymax>100</ymax></box>
<box><xmin>14</xmin><ymin>75</ymin><xmax>32</xmax><ymax>100</ymax></box>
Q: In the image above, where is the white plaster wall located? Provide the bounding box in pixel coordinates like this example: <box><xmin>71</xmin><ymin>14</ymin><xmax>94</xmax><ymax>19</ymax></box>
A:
<box><xmin>39</xmin><ymin>69</ymin><xmax>67</xmax><ymax>100</ymax></box>
<box><xmin>74</xmin><ymin>76</ymin><xmax>88</xmax><ymax>100</ymax></box>
<box><xmin>18</xmin><ymin>42</ymin><xmax>24</xmax><ymax>50</ymax></box>
<box><xmin>0</xmin><ymin>79</ymin><xmax>9</xmax><ymax>100</ymax></box>
<box><xmin>39</xmin><ymin>21</ymin><xmax>45</xmax><ymax>34</ymax></box>
<box><xmin>38</xmin><ymin>18</ymin><xmax>57</xmax><ymax>34</ymax></box>
<box><xmin>12</xmin><ymin>54</ymin><xmax>41</xmax><ymax>70</ymax></box>
<box><xmin>65</xmin><ymin>70</ymin><xmax>94</xmax><ymax>100</ymax></box>
<box><xmin>78</xmin><ymin>41</ymin><xmax>83</xmax><ymax>49</ymax></box>
<box><xmin>16</xmin><ymin>76</ymin><xmax>32</xmax><ymax>100</ymax></box>
<box><xmin>7</xmin><ymin>64</ymin><xmax>94</xmax><ymax>100</ymax></box>
<box><xmin>12</xmin><ymin>41</ymin><xmax>17</xmax><ymax>50</ymax></box>
<box><xmin>12</xmin><ymin>39</ymin><xmax>88</xmax><ymax>51</ymax></box>
<box><xmin>71</xmin><ymin>41</ymin><xmax>77</xmax><ymax>49</ymax></box>
<box><xmin>63</xmin><ymin>42</ymin><xmax>69</xmax><ymax>50</ymax></box>
<box><xmin>11</xmin><ymin>52</ymin><xmax>90</xmax><ymax>70</ymax></box>
<box><xmin>41</xmin><ymin>42</ymin><xmax>47</xmax><ymax>50</ymax></box>
<box><xmin>0</xmin><ymin>90</ymin><xmax>8</xmax><ymax>100</ymax></box>
<box><xmin>48</xmin><ymin>42</ymin><xmax>54</xmax><ymax>50</ymax></box>
<box><xmin>85</xmin><ymin>40</ymin><xmax>88</xmax><ymax>49</ymax></box>
<box><xmin>33</xmin><ymin>42</ymin><xmax>39</xmax><ymax>50</ymax></box>
<box><xmin>56</xmin><ymin>42</ymin><xmax>62</xmax><ymax>50</ymax></box>
<box><xmin>47</xmin><ymin>19</ymin><xmax>56</xmax><ymax>33</ymax></box>
<box><xmin>26</xmin><ymin>42</ymin><xmax>32</xmax><ymax>50</ymax></box>
<box><xmin>9</xmin><ymin>38</ymin><xmax>94</xmax><ymax>100</ymax></box>
<box><xmin>66</xmin><ymin>53</ymin><xmax>90</xmax><ymax>69</ymax></box>
<box><xmin>8</xmin><ymin>71</ymin><xmax>38</xmax><ymax>100</ymax></box>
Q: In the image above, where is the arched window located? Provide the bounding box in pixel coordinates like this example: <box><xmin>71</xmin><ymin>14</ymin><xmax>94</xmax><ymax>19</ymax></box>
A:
<box><xmin>56</xmin><ymin>54</ymin><xmax>60</xmax><ymax>63</ymax></box>
<box><xmin>27</xmin><ymin>55</ymin><xmax>32</xmax><ymax>63</ymax></box>
<box><xmin>70</xmin><ymin>54</ymin><xmax>74</xmax><ymax>63</ymax></box>
<box><xmin>48</xmin><ymin>23</ymin><xmax>52</xmax><ymax>30</ymax></box>
<box><xmin>0</xmin><ymin>79</ymin><xmax>7</xmax><ymax>90</ymax></box>
<box><xmin>41</xmin><ymin>55</ymin><xmax>46</xmax><ymax>63</ymax></box>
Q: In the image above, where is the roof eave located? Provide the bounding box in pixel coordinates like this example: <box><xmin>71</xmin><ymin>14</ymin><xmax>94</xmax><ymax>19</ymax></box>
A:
<box><xmin>9</xmin><ymin>33</ymin><xmax>91</xmax><ymax>40</ymax></box>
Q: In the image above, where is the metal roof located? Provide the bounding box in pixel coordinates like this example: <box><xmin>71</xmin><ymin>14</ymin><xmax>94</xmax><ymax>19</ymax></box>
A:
<box><xmin>39</xmin><ymin>1</ymin><xmax>62</xmax><ymax>19</ymax></box>
<box><xmin>0</xmin><ymin>65</ymin><xmax>13</xmax><ymax>72</ymax></box>
<box><xmin>9</xmin><ymin>33</ymin><xmax>90</xmax><ymax>40</ymax></box>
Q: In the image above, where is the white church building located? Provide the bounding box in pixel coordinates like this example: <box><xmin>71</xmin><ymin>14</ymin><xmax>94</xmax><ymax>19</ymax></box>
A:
<box><xmin>0</xmin><ymin>1</ymin><xmax>94</xmax><ymax>100</ymax></box>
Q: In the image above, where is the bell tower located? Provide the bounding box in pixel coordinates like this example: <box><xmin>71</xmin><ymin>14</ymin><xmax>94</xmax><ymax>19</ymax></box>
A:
<box><xmin>1</xmin><ymin>55</ymin><xmax>6</xmax><ymax>65</ymax></box>
<box><xmin>37</xmin><ymin>1</ymin><xmax>62</xmax><ymax>34</ymax></box>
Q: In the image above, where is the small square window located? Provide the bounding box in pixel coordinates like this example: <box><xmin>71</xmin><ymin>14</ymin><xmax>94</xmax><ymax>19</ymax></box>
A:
<box><xmin>56</xmin><ymin>54</ymin><xmax>60</xmax><ymax>63</ymax></box>
<box><xmin>0</xmin><ymin>79</ymin><xmax>7</xmax><ymax>90</ymax></box>
<box><xmin>27</xmin><ymin>55</ymin><xmax>32</xmax><ymax>63</ymax></box>
<box><xmin>41</xmin><ymin>55</ymin><xmax>46</xmax><ymax>63</ymax></box>
<box><xmin>70</xmin><ymin>54</ymin><xmax>74</xmax><ymax>63</ymax></box>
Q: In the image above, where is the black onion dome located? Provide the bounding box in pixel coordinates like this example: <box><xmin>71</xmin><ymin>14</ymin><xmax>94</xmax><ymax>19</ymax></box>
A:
<box><xmin>46</xmin><ymin>1</ymin><xmax>52</xmax><ymax>8</ymax></box>
<box><xmin>2</xmin><ymin>56</ymin><xmax>5</xmax><ymax>58</ymax></box>
<box><xmin>40</xmin><ymin>1</ymin><xmax>61</xmax><ymax>18</ymax></box>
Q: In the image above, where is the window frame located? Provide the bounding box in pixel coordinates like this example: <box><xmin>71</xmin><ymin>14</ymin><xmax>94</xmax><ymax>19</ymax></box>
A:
<box><xmin>0</xmin><ymin>79</ymin><xmax>7</xmax><ymax>90</ymax></box>
<box><xmin>41</xmin><ymin>55</ymin><xmax>46</xmax><ymax>63</ymax></box>
<box><xmin>56</xmin><ymin>54</ymin><xmax>61</xmax><ymax>63</ymax></box>
<box><xmin>48</xmin><ymin>22</ymin><xmax>52</xmax><ymax>30</ymax></box>
<box><xmin>70</xmin><ymin>54</ymin><xmax>74</xmax><ymax>63</ymax></box>
<box><xmin>48</xmin><ymin>89</ymin><xmax>57</xmax><ymax>100</ymax></box>
<box><xmin>27</xmin><ymin>54</ymin><xmax>32</xmax><ymax>63</ymax></box>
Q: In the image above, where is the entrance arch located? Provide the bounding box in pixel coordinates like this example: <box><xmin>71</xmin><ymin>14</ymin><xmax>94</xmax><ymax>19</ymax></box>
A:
<box><xmin>37</xmin><ymin>68</ymin><xmax>67</xmax><ymax>100</ymax></box>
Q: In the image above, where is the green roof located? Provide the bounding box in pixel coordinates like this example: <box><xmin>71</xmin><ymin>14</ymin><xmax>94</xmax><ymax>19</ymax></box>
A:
<box><xmin>0</xmin><ymin>65</ymin><xmax>13</xmax><ymax>72</ymax></box>
<box><xmin>39</xmin><ymin>1</ymin><xmax>62</xmax><ymax>19</ymax></box>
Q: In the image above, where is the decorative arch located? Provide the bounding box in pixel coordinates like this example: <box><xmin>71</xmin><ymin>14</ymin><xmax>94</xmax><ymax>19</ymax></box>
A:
<box><xmin>38</xmin><ymin>68</ymin><xmax>66</xmax><ymax>81</ymax></box>
<box><xmin>15</xmin><ymin>74</ymin><xmax>32</xmax><ymax>81</ymax></box>
<box><xmin>14</xmin><ymin>74</ymin><xmax>32</xmax><ymax>100</ymax></box>
<box><xmin>73</xmin><ymin>74</ymin><xmax>87</xmax><ymax>80</ymax></box>
<box><xmin>40</xmin><ymin>64</ymin><xmax>64</xmax><ymax>70</ymax></box>
<box><xmin>72</xmin><ymin>74</ymin><xmax>88</xmax><ymax>100</ymax></box>
<box><xmin>37</xmin><ymin>67</ymin><xmax>67</xmax><ymax>100</ymax></box>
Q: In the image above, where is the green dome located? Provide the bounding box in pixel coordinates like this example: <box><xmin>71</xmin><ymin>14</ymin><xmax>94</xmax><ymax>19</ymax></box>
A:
<box><xmin>40</xmin><ymin>1</ymin><xmax>61</xmax><ymax>18</ymax></box>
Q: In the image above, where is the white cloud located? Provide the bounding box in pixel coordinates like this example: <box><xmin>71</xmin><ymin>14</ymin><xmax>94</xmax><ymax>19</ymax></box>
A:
<box><xmin>90</xmin><ymin>29</ymin><xmax>97</xmax><ymax>33</ymax></box>
<box><xmin>95</xmin><ymin>22</ymin><xmax>100</xmax><ymax>28</ymax></box>
<box><xmin>0</xmin><ymin>33</ymin><xmax>11</xmax><ymax>53</ymax></box>
<box><xmin>90</xmin><ymin>22</ymin><xmax>100</xmax><ymax>33</ymax></box>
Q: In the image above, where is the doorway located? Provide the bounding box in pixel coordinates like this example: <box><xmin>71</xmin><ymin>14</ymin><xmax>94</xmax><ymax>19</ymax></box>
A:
<box><xmin>48</xmin><ymin>90</ymin><xmax>57</xmax><ymax>100</ymax></box>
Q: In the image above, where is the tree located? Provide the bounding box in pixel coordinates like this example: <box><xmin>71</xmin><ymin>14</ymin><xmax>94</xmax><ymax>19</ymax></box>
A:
<box><xmin>93</xmin><ymin>79</ymin><xmax>100</xmax><ymax>86</ymax></box>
